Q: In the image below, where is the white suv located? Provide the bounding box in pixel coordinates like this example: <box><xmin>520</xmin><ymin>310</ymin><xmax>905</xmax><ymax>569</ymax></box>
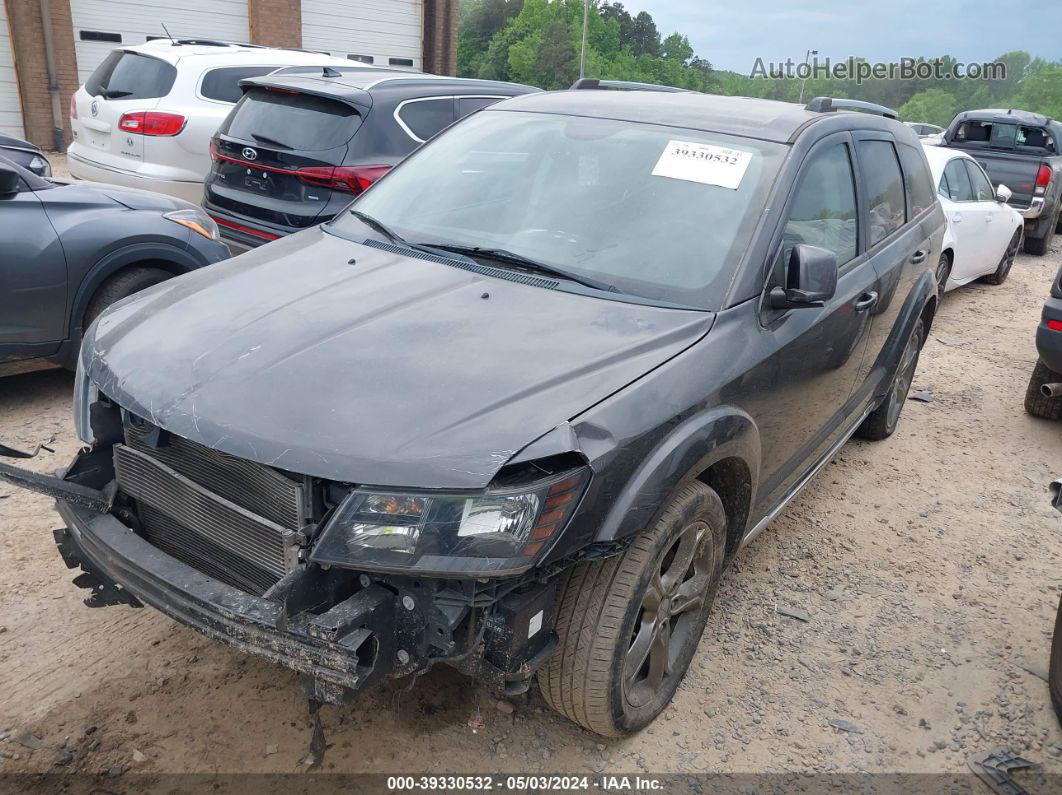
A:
<box><xmin>68</xmin><ymin>39</ymin><xmax>358</xmax><ymax>203</ymax></box>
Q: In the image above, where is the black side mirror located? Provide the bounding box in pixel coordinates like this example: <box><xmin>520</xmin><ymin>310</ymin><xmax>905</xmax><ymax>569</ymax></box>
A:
<box><xmin>0</xmin><ymin>164</ymin><xmax>20</xmax><ymax>197</ymax></box>
<box><xmin>768</xmin><ymin>244</ymin><xmax>838</xmax><ymax>309</ymax></box>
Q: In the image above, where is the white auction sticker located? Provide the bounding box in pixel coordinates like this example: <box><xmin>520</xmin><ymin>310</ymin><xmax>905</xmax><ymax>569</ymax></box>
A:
<box><xmin>651</xmin><ymin>140</ymin><xmax>753</xmax><ymax>189</ymax></box>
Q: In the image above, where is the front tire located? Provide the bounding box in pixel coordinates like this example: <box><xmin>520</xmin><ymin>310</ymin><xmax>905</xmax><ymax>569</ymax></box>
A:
<box><xmin>981</xmin><ymin>228</ymin><xmax>1021</xmax><ymax>285</ymax></box>
<box><xmin>857</xmin><ymin>317</ymin><xmax>924</xmax><ymax>441</ymax></box>
<box><xmin>539</xmin><ymin>482</ymin><xmax>726</xmax><ymax>736</ymax></box>
<box><xmin>84</xmin><ymin>266</ymin><xmax>172</xmax><ymax>329</ymax></box>
<box><xmin>1050</xmin><ymin>593</ymin><xmax>1062</xmax><ymax>727</ymax></box>
<box><xmin>1025</xmin><ymin>360</ymin><xmax>1062</xmax><ymax>420</ymax></box>
<box><xmin>935</xmin><ymin>253</ymin><xmax>951</xmax><ymax>299</ymax></box>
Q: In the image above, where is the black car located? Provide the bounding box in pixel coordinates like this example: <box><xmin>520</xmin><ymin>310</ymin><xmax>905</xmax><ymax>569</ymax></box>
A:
<box><xmin>1024</xmin><ymin>263</ymin><xmax>1062</xmax><ymax>418</ymax></box>
<box><xmin>203</xmin><ymin>68</ymin><xmax>538</xmax><ymax>251</ymax></box>
<box><xmin>0</xmin><ymin>154</ymin><xmax>229</xmax><ymax>375</ymax></box>
<box><xmin>0</xmin><ymin>132</ymin><xmax>51</xmax><ymax>177</ymax></box>
<box><xmin>2</xmin><ymin>92</ymin><xmax>943</xmax><ymax>737</ymax></box>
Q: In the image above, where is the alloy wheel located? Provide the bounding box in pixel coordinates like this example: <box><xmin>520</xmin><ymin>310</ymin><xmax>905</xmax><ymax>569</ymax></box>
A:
<box><xmin>886</xmin><ymin>329</ymin><xmax>920</xmax><ymax>428</ymax></box>
<box><xmin>623</xmin><ymin>520</ymin><xmax>715</xmax><ymax>708</ymax></box>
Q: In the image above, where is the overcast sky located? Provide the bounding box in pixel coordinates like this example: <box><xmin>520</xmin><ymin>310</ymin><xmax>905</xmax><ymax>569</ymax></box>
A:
<box><xmin>627</xmin><ymin>0</ymin><xmax>1059</xmax><ymax>73</ymax></box>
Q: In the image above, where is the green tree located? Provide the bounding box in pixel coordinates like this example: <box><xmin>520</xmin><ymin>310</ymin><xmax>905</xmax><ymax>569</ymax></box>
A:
<box><xmin>661</xmin><ymin>33</ymin><xmax>693</xmax><ymax>63</ymax></box>
<box><xmin>898</xmin><ymin>88</ymin><xmax>959</xmax><ymax>127</ymax></box>
<box><xmin>1014</xmin><ymin>61</ymin><xmax>1062</xmax><ymax>119</ymax></box>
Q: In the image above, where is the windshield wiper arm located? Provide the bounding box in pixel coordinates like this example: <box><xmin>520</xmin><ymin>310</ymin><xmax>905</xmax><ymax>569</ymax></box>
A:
<box><xmin>250</xmin><ymin>132</ymin><xmax>292</xmax><ymax>149</ymax></box>
<box><xmin>420</xmin><ymin>243</ymin><xmax>619</xmax><ymax>293</ymax></box>
<box><xmin>348</xmin><ymin>209</ymin><xmax>411</xmax><ymax>248</ymax></box>
<box><xmin>101</xmin><ymin>89</ymin><xmax>132</xmax><ymax>99</ymax></box>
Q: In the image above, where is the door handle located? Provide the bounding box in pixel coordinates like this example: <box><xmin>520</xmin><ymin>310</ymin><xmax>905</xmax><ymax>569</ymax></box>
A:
<box><xmin>854</xmin><ymin>291</ymin><xmax>879</xmax><ymax>312</ymax></box>
<box><xmin>952</xmin><ymin>214</ymin><xmax>963</xmax><ymax>224</ymax></box>
<box><xmin>910</xmin><ymin>250</ymin><xmax>927</xmax><ymax>264</ymax></box>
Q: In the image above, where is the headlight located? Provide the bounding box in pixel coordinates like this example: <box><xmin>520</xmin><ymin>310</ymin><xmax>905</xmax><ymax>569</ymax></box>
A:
<box><xmin>29</xmin><ymin>155</ymin><xmax>51</xmax><ymax>177</ymax></box>
<box><xmin>310</xmin><ymin>468</ymin><xmax>590</xmax><ymax>576</ymax></box>
<box><xmin>164</xmin><ymin>208</ymin><xmax>220</xmax><ymax>241</ymax></box>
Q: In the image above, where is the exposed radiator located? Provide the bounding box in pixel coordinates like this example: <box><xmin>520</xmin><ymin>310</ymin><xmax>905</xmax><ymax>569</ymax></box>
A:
<box><xmin>113</xmin><ymin>431</ymin><xmax>304</xmax><ymax>596</ymax></box>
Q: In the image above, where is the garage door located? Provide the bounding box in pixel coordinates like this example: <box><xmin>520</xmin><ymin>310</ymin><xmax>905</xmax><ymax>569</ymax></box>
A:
<box><xmin>0</xmin><ymin>1</ymin><xmax>24</xmax><ymax>138</ymax></box>
<box><xmin>70</xmin><ymin>0</ymin><xmax>250</xmax><ymax>83</ymax></box>
<box><xmin>302</xmin><ymin>0</ymin><xmax>423</xmax><ymax>70</ymax></box>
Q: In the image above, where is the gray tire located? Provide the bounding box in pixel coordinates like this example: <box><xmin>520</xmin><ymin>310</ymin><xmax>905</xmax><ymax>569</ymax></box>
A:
<box><xmin>539</xmin><ymin>481</ymin><xmax>726</xmax><ymax>736</ymax></box>
<box><xmin>84</xmin><ymin>267</ymin><xmax>172</xmax><ymax>329</ymax></box>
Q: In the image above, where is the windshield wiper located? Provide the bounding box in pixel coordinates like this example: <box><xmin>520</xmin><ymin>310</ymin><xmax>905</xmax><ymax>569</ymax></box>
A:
<box><xmin>101</xmin><ymin>89</ymin><xmax>132</xmax><ymax>99</ymax></box>
<box><xmin>419</xmin><ymin>243</ymin><xmax>619</xmax><ymax>293</ymax></box>
<box><xmin>250</xmin><ymin>132</ymin><xmax>292</xmax><ymax>149</ymax></box>
<box><xmin>348</xmin><ymin>209</ymin><xmax>412</xmax><ymax>248</ymax></box>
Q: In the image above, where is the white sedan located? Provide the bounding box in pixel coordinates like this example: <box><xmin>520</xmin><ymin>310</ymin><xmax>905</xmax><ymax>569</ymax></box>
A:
<box><xmin>922</xmin><ymin>143</ymin><xmax>1024</xmax><ymax>296</ymax></box>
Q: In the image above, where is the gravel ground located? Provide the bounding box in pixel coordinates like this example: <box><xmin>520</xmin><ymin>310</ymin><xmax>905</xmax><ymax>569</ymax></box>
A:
<box><xmin>1</xmin><ymin>218</ymin><xmax>1061</xmax><ymax>780</ymax></box>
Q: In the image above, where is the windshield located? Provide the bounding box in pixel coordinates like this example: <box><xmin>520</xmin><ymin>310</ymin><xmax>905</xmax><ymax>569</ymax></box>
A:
<box><xmin>327</xmin><ymin>109</ymin><xmax>784</xmax><ymax>307</ymax></box>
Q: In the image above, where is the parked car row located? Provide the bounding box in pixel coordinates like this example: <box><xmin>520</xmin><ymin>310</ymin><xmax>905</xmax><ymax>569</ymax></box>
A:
<box><xmin>1</xmin><ymin>40</ymin><xmax>1060</xmax><ymax>742</ymax></box>
<box><xmin>3</xmin><ymin>89</ymin><xmax>946</xmax><ymax>737</ymax></box>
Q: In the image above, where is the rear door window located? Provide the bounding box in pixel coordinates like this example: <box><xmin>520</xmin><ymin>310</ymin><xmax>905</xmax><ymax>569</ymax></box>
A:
<box><xmin>221</xmin><ymin>88</ymin><xmax>361</xmax><ymax>151</ymax></box>
<box><xmin>200</xmin><ymin>66</ymin><xmax>279</xmax><ymax>103</ymax></box>
<box><xmin>897</xmin><ymin>144</ymin><xmax>936</xmax><ymax>216</ymax></box>
<box><xmin>941</xmin><ymin>158</ymin><xmax>974</xmax><ymax>201</ymax></box>
<box><xmin>396</xmin><ymin>98</ymin><xmax>455</xmax><ymax>142</ymax></box>
<box><xmin>857</xmin><ymin>140</ymin><xmax>906</xmax><ymax>247</ymax></box>
<box><xmin>85</xmin><ymin>51</ymin><xmax>177</xmax><ymax>99</ymax></box>
<box><xmin>964</xmin><ymin>159</ymin><xmax>995</xmax><ymax>201</ymax></box>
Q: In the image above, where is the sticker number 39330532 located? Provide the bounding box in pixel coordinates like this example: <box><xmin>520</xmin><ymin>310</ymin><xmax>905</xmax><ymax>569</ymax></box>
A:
<box><xmin>651</xmin><ymin>140</ymin><xmax>753</xmax><ymax>190</ymax></box>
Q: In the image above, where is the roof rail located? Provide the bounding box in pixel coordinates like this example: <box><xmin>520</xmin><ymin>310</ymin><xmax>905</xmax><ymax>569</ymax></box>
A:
<box><xmin>174</xmin><ymin>38</ymin><xmax>235</xmax><ymax>47</ymax></box>
<box><xmin>570</xmin><ymin>78</ymin><xmax>689</xmax><ymax>93</ymax></box>
<box><xmin>805</xmin><ymin>96</ymin><xmax>898</xmax><ymax>120</ymax></box>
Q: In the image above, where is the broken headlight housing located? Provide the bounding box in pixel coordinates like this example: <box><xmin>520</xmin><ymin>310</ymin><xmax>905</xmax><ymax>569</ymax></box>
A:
<box><xmin>310</xmin><ymin>468</ymin><xmax>590</xmax><ymax>576</ymax></box>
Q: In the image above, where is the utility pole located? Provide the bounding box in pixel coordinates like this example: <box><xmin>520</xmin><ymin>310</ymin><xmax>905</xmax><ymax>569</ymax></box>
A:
<box><xmin>580</xmin><ymin>0</ymin><xmax>590</xmax><ymax>79</ymax></box>
<box><xmin>798</xmin><ymin>48</ymin><xmax>818</xmax><ymax>104</ymax></box>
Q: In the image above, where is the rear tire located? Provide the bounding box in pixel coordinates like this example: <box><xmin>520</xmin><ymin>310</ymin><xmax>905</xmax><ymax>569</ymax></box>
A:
<box><xmin>84</xmin><ymin>267</ymin><xmax>172</xmax><ymax>329</ymax></box>
<box><xmin>857</xmin><ymin>317</ymin><xmax>924</xmax><ymax>441</ymax></box>
<box><xmin>1025</xmin><ymin>218</ymin><xmax>1055</xmax><ymax>256</ymax></box>
<box><xmin>1024</xmin><ymin>360</ymin><xmax>1062</xmax><ymax>420</ymax></box>
<box><xmin>538</xmin><ymin>481</ymin><xmax>726</xmax><ymax>736</ymax></box>
<box><xmin>981</xmin><ymin>228</ymin><xmax>1021</xmax><ymax>285</ymax></box>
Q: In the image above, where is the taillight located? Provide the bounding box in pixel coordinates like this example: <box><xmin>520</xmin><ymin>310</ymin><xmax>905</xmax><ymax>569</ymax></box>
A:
<box><xmin>118</xmin><ymin>111</ymin><xmax>186</xmax><ymax>136</ymax></box>
<box><xmin>69</xmin><ymin>93</ymin><xmax>78</xmax><ymax>120</ymax></box>
<box><xmin>1036</xmin><ymin>164</ymin><xmax>1053</xmax><ymax>196</ymax></box>
<box><xmin>295</xmin><ymin>164</ymin><xmax>391</xmax><ymax>195</ymax></box>
<box><xmin>1048</xmin><ymin>319</ymin><xmax>1062</xmax><ymax>332</ymax></box>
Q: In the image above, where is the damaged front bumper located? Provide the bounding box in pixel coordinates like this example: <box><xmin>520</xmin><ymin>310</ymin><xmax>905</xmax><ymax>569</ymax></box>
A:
<box><xmin>48</xmin><ymin>492</ymin><xmax>558</xmax><ymax>705</ymax></box>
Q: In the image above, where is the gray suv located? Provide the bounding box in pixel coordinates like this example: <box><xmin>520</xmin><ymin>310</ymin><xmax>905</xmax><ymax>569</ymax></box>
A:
<box><xmin>3</xmin><ymin>93</ymin><xmax>942</xmax><ymax>738</ymax></box>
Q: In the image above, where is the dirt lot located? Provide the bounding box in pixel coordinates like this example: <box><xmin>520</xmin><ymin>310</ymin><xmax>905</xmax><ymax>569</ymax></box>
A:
<box><xmin>1</xmin><ymin>235</ymin><xmax>1061</xmax><ymax>780</ymax></box>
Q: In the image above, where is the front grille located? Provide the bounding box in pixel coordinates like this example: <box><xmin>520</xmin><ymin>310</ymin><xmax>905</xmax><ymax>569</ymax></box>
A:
<box><xmin>114</xmin><ymin>431</ymin><xmax>304</xmax><ymax>596</ymax></box>
<box><xmin>125</xmin><ymin>425</ymin><xmax>304</xmax><ymax>528</ymax></box>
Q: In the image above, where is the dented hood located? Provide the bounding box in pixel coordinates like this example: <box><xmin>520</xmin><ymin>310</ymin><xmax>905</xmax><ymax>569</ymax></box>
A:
<box><xmin>85</xmin><ymin>227</ymin><xmax>713</xmax><ymax>489</ymax></box>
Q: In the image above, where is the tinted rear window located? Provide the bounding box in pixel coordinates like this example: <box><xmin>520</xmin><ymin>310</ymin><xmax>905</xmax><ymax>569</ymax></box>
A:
<box><xmin>200</xmin><ymin>66</ymin><xmax>279</xmax><ymax>103</ymax></box>
<box><xmin>857</xmin><ymin>140</ymin><xmax>906</xmax><ymax>247</ymax></box>
<box><xmin>85</xmin><ymin>51</ymin><xmax>177</xmax><ymax>99</ymax></box>
<box><xmin>897</xmin><ymin>144</ymin><xmax>936</xmax><ymax>216</ymax></box>
<box><xmin>221</xmin><ymin>88</ymin><xmax>361</xmax><ymax>151</ymax></box>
